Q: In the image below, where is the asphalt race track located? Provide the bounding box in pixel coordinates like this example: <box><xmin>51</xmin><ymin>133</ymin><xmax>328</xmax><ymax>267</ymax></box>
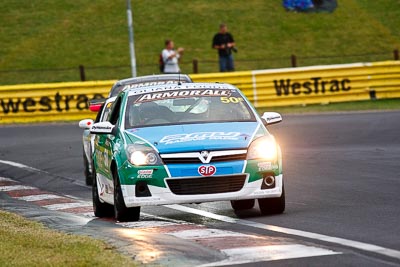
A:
<box><xmin>1</xmin><ymin>111</ymin><xmax>399</xmax><ymax>266</ymax></box>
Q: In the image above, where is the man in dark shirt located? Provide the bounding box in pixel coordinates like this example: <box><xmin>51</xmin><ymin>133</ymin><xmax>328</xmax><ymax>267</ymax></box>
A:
<box><xmin>212</xmin><ymin>23</ymin><xmax>236</xmax><ymax>72</ymax></box>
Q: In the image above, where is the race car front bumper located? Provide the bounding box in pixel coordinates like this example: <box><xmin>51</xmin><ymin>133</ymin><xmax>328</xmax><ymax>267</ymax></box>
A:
<box><xmin>121</xmin><ymin>174</ymin><xmax>283</xmax><ymax>207</ymax></box>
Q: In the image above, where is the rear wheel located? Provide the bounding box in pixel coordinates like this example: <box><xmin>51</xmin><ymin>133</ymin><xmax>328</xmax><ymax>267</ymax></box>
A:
<box><xmin>258</xmin><ymin>183</ymin><xmax>285</xmax><ymax>215</ymax></box>
<box><xmin>83</xmin><ymin>148</ymin><xmax>93</xmax><ymax>186</ymax></box>
<box><xmin>113</xmin><ymin>168</ymin><xmax>140</xmax><ymax>222</ymax></box>
<box><xmin>230</xmin><ymin>199</ymin><xmax>255</xmax><ymax>211</ymax></box>
<box><xmin>92</xmin><ymin>168</ymin><xmax>113</xmax><ymax>217</ymax></box>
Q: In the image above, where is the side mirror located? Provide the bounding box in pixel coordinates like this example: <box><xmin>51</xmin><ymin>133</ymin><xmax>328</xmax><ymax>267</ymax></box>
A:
<box><xmin>78</xmin><ymin>119</ymin><xmax>94</xmax><ymax>129</ymax></box>
<box><xmin>90</xmin><ymin>121</ymin><xmax>115</xmax><ymax>135</ymax></box>
<box><xmin>261</xmin><ymin>112</ymin><xmax>282</xmax><ymax>125</ymax></box>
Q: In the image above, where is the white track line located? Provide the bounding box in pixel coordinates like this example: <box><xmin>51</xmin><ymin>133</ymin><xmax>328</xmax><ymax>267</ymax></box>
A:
<box><xmin>81</xmin><ymin>212</ymin><xmax>95</xmax><ymax>218</ymax></box>
<box><xmin>200</xmin><ymin>244</ymin><xmax>339</xmax><ymax>267</ymax></box>
<box><xmin>117</xmin><ymin>212</ymin><xmax>192</xmax><ymax>228</ymax></box>
<box><xmin>43</xmin><ymin>202</ymin><xmax>92</xmax><ymax>211</ymax></box>
<box><xmin>169</xmin><ymin>228</ymin><xmax>250</xmax><ymax>240</ymax></box>
<box><xmin>0</xmin><ymin>185</ymin><xmax>36</xmax><ymax>192</ymax></box>
<box><xmin>0</xmin><ymin>160</ymin><xmax>41</xmax><ymax>172</ymax></box>
<box><xmin>118</xmin><ymin>220</ymin><xmax>181</xmax><ymax>229</ymax></box>
<box><xmin>17</xmin><ymin>194</ymin><xmax>64</xmax><ymax>202</ymax></box>
<box><xmin>0</xmin><ymin>177</ymin><xmax>15</xmax><ymax>182</ymax></box>
<box><xmin>166</xmin><ymin>204</ymin><xmax>400</xmax><ymax>260</ymax></box>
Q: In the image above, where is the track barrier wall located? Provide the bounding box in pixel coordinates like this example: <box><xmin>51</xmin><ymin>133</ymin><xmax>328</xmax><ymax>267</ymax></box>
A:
<box><xmin>1</xmin><ymin>61</ymin><xmax>399</xmax><ymax>124</ymax></box>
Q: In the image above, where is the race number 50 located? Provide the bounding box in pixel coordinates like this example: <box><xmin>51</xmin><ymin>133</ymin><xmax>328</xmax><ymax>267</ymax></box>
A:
<box><xmin>220</xmin><ymin>97</ymin><xmax>243</xmax><ymax>104</ymax></box>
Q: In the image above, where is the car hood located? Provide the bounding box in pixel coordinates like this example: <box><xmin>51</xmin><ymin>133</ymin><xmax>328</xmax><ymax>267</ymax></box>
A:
<box><xmin>124</xmin><ymin>122</ymin><xmax>262</xmax><ymax>153</ymax></box>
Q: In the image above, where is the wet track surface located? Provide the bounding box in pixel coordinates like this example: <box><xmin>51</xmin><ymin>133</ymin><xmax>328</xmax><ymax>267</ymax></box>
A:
<box><xmin>1</xmin><ymin>111</ymin><xmax>400</xmax><ymax>266</ymax></box>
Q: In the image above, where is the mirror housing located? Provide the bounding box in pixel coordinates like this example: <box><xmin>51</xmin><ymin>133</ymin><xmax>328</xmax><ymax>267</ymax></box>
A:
<box><xmin>261</xmin><ymin>112</ymin><xmax>282</xmax><ymax>125</ymax></box>
<box><xmin>90</xmin><ymin>121</ymin><xmax>115</xmax><ymax>135</ymax></box>
<box><xmin>78</xmin><ymin>119</ymin><xmax>94</xmax><ymax>129</ymax></box>
<box><xmin>89</xmin><ymin>98</ymin><xmax>106</xmax><ymax>112</ymax></box>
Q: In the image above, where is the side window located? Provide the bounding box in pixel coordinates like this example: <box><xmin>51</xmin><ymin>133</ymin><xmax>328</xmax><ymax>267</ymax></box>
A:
<box><xmin>94</xmin><ymin>104</ymin><xmax>104</xmax><ymax>123</ymax></box>
<box><xmin>100</xmin><ymin>101</ymin><xmax>114</xmax><ymax>122</ymax></box>
<box><xmin>109</xmin><ymin>97</ymin><xmax>122</xmax><ymax>125</ymax></box>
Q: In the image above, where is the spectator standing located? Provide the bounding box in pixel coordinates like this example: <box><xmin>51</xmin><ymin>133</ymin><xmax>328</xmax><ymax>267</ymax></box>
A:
<box><xmin>212</xmin><ymin>23</ymin><xmax>236</xmax><ymax>72</ymax></box>
<box><xmin>162</xmin><ymin>39</ymin><xmax>184</xmax><ymax>74</ymax></box>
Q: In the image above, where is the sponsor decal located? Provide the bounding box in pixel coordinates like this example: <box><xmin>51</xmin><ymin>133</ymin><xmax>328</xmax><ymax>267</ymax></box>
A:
<box><xmin>137</xmin><ymin>169</ymin><xmax>153</xmax><ymax>179</ymax></box>
<box><xmin>257</xmin><ymin>162</ymin><xmax>278</xmax><ymax>171</ymax></box>
<box><xmin>0</xmin><ymin>93</ymin><xmax>105</xmax><ymax>115</ymax></box>
<box><xmin>160</xmin><ymin>132</ymin><xmax>241</xmax><ymax>145</ymax></box>
<box><xmin>105</xmin><ymin>185</ymin><xmax>112</xmax><ymax>194</ymax></box>
<box><xmin>135</xmin><ymin>89</ymin><xmax>231</xmax><ymax>103</ymax></box>
<box><xmin>198</xmin><ymin>165</ymin><xmax>217</xmax><ymax>176</ymax></box>
<box><xmin>274</xmin><ymin>77</ymin><xmax>351</xmax><ymax>96</ymax></box>
<box><xmin>99</xmin><ymin>183</ymin><xmax>105</xmax><ymax>196</ymax></box>
<box><xmin>258</xmin><ymin>162</ymin><xmax>272</xmax><ymax>171</ymax></box>
<box><xmin>91</xmin><ymin>125</ymin><xmax>112</xmax><ymax>130</ymax></box>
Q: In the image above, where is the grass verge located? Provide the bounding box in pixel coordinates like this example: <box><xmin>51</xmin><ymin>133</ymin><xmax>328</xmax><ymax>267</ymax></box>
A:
<box><xmin>0</xmin><ymin>210</ymin><xmax>136</xmax><ymax>267</ymax></box>
<box><xmin>258</xmin><ymin>98</ymin><xmax>400</xmax><ymax>115</ymax></box>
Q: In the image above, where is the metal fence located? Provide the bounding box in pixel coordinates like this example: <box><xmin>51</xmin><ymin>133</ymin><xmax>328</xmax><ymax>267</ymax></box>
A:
<box><xmin>1</xmin><ymin>50</ymin><xmax>399</xmax><ymax>85</ymax></box>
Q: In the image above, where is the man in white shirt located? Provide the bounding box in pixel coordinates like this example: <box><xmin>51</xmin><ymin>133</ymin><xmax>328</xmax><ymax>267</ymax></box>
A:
<box><xmin>162</xmin><ymin>40</ymin><xmax>184</xmax><ymax>73</ymax></box>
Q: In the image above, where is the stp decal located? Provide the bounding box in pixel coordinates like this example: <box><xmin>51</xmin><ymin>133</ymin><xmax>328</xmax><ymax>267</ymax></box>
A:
<box><xmin>198</xmin><ymin>165</ymin><xmax>217</xmax><ymax>176</ymax></box>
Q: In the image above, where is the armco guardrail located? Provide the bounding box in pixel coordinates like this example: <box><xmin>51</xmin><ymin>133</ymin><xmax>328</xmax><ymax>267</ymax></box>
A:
<box><xmin>0</xmin><ymin>61</ymin><xmax>399</xmax><ymax>124</ymax></box>
<box><xmin>190</xmin><ymin>61</ymin><xmax>400</xmax><ymax>107</ymax></box>
<box><xmin>0</xmin><ymin>80</ymin><xmax>114</xmax><ymax>124</ymax></box>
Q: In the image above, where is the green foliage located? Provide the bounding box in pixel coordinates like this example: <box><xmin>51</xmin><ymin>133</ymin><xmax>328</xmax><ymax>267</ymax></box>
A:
<box><xmin>0</xmin><ymin>0</ymin><xmax>399</xmax><ymax>84</ymax></box>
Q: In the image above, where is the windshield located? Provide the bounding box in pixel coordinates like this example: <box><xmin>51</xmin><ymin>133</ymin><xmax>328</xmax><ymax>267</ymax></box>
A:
<box><xmin>124</xmin><ymin>88</ymin><xmax>256</xmax><ymax>128</ymax></box>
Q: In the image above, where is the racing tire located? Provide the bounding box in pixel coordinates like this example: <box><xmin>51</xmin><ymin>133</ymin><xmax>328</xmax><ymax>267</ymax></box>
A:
<box><xmin>83</xmin><ymin>148</ymin><xmax>93</xmax><ymax>186</ymax></box>
<box><xmin>92</xmin><ymin>169</ymin><xmax>114</xmax><ymax>218</ymax></box>
<box><xmin>258</xmin><ymin>183</ymin><xmax>285</xmax><ymax>215</ymax></box>
<box><xmin>113</xmin><ymin>168</ymin><xmax>140</xmax><ymax>222</ymax></box>
<box><xmin>230</xmin><ymin>199</ymin><xmax>255</xmax><ymax>210</ymax></box>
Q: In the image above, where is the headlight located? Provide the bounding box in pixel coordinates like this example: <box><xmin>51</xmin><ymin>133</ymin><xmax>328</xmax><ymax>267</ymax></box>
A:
<box><xmin>247</xmin><ymin>136</ymin><xmax>277</xmax><ymax>161</ymax></box>
<box><xmin>126</xmin><ymin>144</ymin><xmax>162</xmax><ymax>166</ymax></box>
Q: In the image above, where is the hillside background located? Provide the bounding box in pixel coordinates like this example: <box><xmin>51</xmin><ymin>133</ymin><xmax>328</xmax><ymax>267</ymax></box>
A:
<box><xmin>1</xmin><ymin>0</ymin><xmax>399</xmax><ymax>85</ymax></box>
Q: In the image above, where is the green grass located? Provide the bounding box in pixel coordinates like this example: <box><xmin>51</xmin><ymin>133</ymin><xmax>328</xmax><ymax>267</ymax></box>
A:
<box><xmin>1</xmin><ymin>0</ymin><xmax>400</xmax><ymax>85</ymax></box>
<box><xmin>0</xmin><ymin>210</ymin><xmax>136</xmax><ymax>267</ymax></box>
<box><xmin>258</xmin><ymin>98</ymin><xmax>400</xmax><ymax>115</ymax></box>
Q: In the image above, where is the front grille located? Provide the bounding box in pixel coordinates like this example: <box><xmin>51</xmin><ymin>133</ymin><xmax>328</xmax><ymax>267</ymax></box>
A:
<box><xmin>161</xmin><ymin>153</ymin><xmax>247</xmax><ymax>164</ymax></box>
<box><xmin>162</xmin><ymin>157</ymin><xmax>202</xmax><ymax>164</ymax></box>
<box><xmin>166</xmin><ymin>174</ymin><xmax>247</xmax><ymax>195</ymax></box>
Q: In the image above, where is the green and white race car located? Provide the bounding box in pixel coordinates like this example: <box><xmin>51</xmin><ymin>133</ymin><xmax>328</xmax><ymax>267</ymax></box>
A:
<box><xmin>90</xmin><ymin>82</ymin><xmax>284</xmax><ymax>222</ymax></box>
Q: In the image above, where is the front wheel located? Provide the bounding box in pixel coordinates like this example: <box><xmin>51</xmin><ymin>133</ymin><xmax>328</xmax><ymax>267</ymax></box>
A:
<box><xmin>230</xmin><ymin>199</ymin><xmax>255</xmax><ymax>211</ymax></box>
<box><xmin>258</xmin><ymin>183</ymin><xmax>285</xmax><ymax>215</ymax></box>
<box><xmin>92</xmin><ymin>168</ymin><xmax>113</xmax><ymax>218</ymax></box>
<box><xmin>113</xmin><ymin>168</ymin><xmax>140</xmax><ymax>222</ymax></box>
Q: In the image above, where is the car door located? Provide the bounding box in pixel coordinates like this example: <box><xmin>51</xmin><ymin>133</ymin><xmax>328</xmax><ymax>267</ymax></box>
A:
<box><xmin>94</xmin><ymin>97</ymin><xmax>122</xmax><ymax>180</ymax></box>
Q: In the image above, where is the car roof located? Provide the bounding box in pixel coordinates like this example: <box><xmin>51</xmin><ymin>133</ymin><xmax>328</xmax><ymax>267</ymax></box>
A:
<box><xmin>109</xmin><ymin>74</ymin><xmax>193</xmax><ymax>97</ymax></box>
<box><xmin>125</xmin><ymin>82</ymin><xmax>238</xmax><ymax>96</ymax></box>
